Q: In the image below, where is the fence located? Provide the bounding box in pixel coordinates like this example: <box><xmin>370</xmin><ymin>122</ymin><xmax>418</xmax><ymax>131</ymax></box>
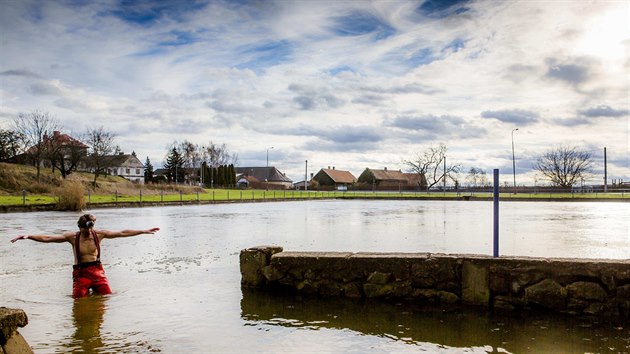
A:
<box><xmin>2</xmin><ymin>188</ymin><xmax>630</xmax><ymax>208</ymax></box>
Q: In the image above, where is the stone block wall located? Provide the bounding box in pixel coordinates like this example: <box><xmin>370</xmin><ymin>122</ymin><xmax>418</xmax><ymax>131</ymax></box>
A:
<box><xmin>240</xmin><ymin>246</ymin><xmax>630</xmax><ymax>319</ymax></box>
<box><xmin>0</xmin><ymin>308</ymin><xmax>33</xmax><ymax>354</ymax></box>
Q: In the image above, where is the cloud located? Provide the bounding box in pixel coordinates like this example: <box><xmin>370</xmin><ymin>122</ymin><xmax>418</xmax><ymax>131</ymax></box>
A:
<box><xmin>1</xmin><ymin>69</ymin><xmax>43</xmax><ymax>79</ymax></box>
<box><xmin>578</xmin><ymin>105</ymin><xmax>629</xmax><ymax>118</ymax></box>
<box><xmin>289</xmin><ymin>84</ymin><xmax>346</xmax><ymax>111</ymax></box>
<box><xmin>480</xmin><ymin>109</ymin><xmax>539</xmax><ymax>125</ymax></box>
<box><xmin>385</xmin><ymin>114</ymin><xmax>487</xmax><ymax>140</ymax></box>
<box><xmin>544</xmin><ymin>57</ymin><xmax>595</xmax><ymax>86</ymax></box>
<box><xmin>30</xmin><ymin>82</ymin><xmax>63</xmax><ymax>96</ymax></box>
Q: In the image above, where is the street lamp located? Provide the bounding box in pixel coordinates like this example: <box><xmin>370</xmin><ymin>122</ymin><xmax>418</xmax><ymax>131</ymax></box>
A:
<box><xmin>266</xmin><ymin>147</ymin><xmax>274</xmax><ymax>167</ymax></box>
<box><xmin>511</xmin><ymin>128</ymin><xmax>519</xmax><ymax>194</ymax></box>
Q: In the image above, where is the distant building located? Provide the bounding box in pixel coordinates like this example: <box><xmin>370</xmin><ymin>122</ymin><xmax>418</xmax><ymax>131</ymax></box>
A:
<box><xmin>357</xmin><ymin>167</ymin><xmax>426</xmax><ymax>190</ymax></box>
<box><xmin>312</xmin><ymin>167</ymin><xmax>356</xmax><ymax>190</ymax></box>
<box><xmin>236</xmin><ymin>166</ymin><xmax>293</xmax><ymax>189</ymax></box>
<box><xmin>20</xmin><ymin>131</ymin><xmax>89</xmax><ymax>169</ymax></box>
<box><xmin>105</xmin><ymin>153</ymin><xmax>145</xmax><ymax>184</ymax></box>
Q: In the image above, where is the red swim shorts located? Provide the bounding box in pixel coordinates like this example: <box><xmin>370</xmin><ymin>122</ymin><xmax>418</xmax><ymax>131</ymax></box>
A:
<box><xmin>72</xmin><ymin>261</ymin><xmax>112</xmax><ymax>298</ymax></box>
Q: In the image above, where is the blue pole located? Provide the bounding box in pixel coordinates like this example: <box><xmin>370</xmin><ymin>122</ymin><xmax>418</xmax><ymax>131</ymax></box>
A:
<box><xmin>493</xmin><ymin>169</ymin><xmax>499</xmax><ymax>257</ymax></box>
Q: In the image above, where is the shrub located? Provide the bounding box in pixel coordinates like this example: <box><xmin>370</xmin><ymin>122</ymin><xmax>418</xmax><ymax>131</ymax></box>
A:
<box><xmin>55</xmin><ymin>180</ymin><xmax>86</xmax><ymax>211</ymax></box>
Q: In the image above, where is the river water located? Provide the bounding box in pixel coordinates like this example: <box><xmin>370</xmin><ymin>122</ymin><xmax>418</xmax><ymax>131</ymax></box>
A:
<box><xmin>1</xmin><ymin>200</ymin><xmax>628</xmax><ymax>353</ymax></box>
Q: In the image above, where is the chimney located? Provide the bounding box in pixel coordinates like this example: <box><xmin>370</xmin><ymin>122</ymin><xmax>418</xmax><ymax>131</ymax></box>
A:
<box><xmin>333</xmin><ymin>166</ymin><xmax>335</xmax><ymax>170</ymax></box>
<box><xmin>53</xmin><ymin>131</ymin><xmax>61</xmax><ymax>137</ymax></box>
<box><xmin>328</xmin><ymin>166</ymin><xmax>331</xmax><ymax>169</ymax></box>
<box><xmin>384</xmin><ymin>167</ymin><xmax>387</xmax><ymax>171</ymax></box>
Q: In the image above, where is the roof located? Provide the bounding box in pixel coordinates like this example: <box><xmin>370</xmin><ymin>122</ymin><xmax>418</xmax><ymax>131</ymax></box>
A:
<box><xmin>235</xmin><ymin>167</ymin><xmax>293</xmax><ymax>183</ymax></box>
<box><xmin>45</xmin><ymin>131</ymin><xmax>89</xmax><ymax>149</ymax></box>
<box><xmin>27</xmin><ymin>131</ymin><xmax>88</xmax><ymax>153</ymax></box>
<box><xmin>317</xmin><ymin>168</ymin><xmax>356</xmax><ymax>184</ymax></box>
<box><xmin>105</xmin><ymin>153</ymin><xmax>144</xmax><ymax>168</ymax></box>
<box><xmin>369</xmin><ymin>168</ymin><xmax>407</xmax><ymax>181</ymax></box>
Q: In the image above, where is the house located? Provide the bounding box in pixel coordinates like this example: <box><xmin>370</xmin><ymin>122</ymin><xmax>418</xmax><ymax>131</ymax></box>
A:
<box><xmin>105</xmin><ymin>153</ymin><xmax>145</xmax><ymax>184</ymax></box>
<box><xmin>21</xmin><ymin>131</ymin><xmax>89</xmax><ymax>170</ymax></box>
<box><xmin>357</xmin><ymin>167</ymin><xmax>426</xmax><ymax>190</ymax></box>
<box><xmin>312</xmin><ymin>167</ymin><xmax>356</xmax><ymax>190</ymax></box>
<box><xmin>235</xmin><ymin>166</ymin><xmax>293</xmax><ymax>189</ymax></box>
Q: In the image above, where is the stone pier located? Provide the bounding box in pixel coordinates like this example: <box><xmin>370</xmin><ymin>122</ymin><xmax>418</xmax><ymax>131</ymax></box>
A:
<box><xmin>240</xmin><ymin>246</ymin><xmax>630</xmax><ymax>319</ymax></box>
<box><xmin>0</xmin><ymin>308</ymin><xmax>33</xmax><ymax>354</ymax></box>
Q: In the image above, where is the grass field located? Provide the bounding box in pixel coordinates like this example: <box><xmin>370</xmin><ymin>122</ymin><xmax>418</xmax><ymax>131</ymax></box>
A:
<box><xmin>1</xmin><ymin>189</ymin><xmax>628</xmax><ymax>207</ymax></box>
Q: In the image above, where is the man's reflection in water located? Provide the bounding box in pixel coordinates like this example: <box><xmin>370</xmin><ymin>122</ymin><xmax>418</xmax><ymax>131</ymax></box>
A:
<box><xmin>71</xmin><ymin>295</ymin><xmax>108</xmax><ymax>352</ymax></box>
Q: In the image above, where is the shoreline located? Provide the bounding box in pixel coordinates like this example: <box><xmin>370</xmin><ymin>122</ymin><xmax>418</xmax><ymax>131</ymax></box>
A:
<box><xmin>2</xmin><ymin>195</ymin><xmax>628</xmax><ymax>213</ymax></box>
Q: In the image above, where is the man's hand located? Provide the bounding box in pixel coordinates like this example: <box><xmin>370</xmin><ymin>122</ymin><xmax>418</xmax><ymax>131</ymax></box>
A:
<box><xmin>146</xmin><ymin>228</ymin><xmax>160</xmax><ymax>234</ymax></box>
<box><xmin>10</xmin><ymin>235</ymin><xmax>28</xmax><ymax>243</ymax></box>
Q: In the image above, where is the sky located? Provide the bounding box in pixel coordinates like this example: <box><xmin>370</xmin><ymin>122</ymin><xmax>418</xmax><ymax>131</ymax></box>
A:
<box><xmin>1</xmin><ymin>0</ymin><xmax>629</xmax><ymax>186</ymax></box>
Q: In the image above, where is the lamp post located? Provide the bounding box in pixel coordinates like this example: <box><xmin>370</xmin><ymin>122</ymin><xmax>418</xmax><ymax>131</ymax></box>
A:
<box><xmin>511</xmin><ymin>128</ymin><xmax>519</xmax><ymax>194</ymax></box>
<box><xmin>266</xmin><ymin>147</ymin><xmax>274</xmax><ymax>167</ymax></box>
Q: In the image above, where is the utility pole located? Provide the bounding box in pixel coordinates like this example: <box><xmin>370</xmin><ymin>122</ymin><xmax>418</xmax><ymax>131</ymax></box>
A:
<box><xmin>304</xmin><ymin>160</ymin><xmax>308</xmax><ymax>191</ymax></box>
<box><xmin>604</xmin><ymin>147</ymin><xmax>607</xmax><ymax>192</ymax></box>
<box><xmin>511</xmin><ymin>128</ymin><xmax>519</xmax><ymax>194</ymax></box>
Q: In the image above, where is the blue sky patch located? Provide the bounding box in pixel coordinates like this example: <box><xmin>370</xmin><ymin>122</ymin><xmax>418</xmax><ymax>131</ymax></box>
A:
<box><xmin>108</xmin><ymin>0</ymin><xmax>209</xmax><ymax>26</ymax></box>
<box><xmin>235</xmin><ymin>40</ymin><xmax>293</xmax><ymax>72</ymax></box>
<box><xmin>417</xmin><ymin>0</ymin><xmax>470</xmax><ymax>18</ymax></box>
<box><xmin>330</xmin><ymin>11</ymin><xmax>396</xmax><ymax>40</ymax></box>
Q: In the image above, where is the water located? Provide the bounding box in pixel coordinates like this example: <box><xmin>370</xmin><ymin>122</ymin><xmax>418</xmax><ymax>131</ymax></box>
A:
<box><xmin>1</xmin><ymin>200</ymin><xmax>628</xmax><ymax>353</ymax></box>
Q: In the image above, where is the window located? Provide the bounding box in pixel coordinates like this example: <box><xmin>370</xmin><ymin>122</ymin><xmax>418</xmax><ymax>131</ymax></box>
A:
<box><xmin>126</xmin><ymin>168</ymin><xmax>130</xmax><ymax>174</ymax></box>
<box><xmin>136</xmin><ymin>169</ymin><xmax>141</xmax><ymax>175</ymax></box>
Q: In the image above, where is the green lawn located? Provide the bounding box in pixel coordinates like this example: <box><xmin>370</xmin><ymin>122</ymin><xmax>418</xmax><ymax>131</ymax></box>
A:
<box><xmin>1</xmin><ymin>189</ymin><xmax>628</xmax><ymax>207</ymax></box>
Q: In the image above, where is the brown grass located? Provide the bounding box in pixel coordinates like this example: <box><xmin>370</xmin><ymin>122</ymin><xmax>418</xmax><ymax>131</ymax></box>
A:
<box><xmin>0</xmin><ymin>162</ymin><xmax>204</xmax><ymax>196</ymax></box>
<box><xmin>55</xmin><ymin>179</ymin><xmax>86</xmax><ymax>211</ymax></box>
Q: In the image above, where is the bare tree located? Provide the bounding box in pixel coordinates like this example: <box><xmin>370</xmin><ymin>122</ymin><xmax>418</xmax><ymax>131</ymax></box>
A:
<box><xmin>44</xmin><ymin>131</ymin><xmax>87</xmax><ymax>178</ymax></box>
<box><xmin>535</xmin><ymin>145</ymin><xmax>592</xmax><ymax>187</ymax></box>
<box><xmin>0</xmin><ymin>129</ymin><xmax>25</xmax><ymax>161</ymax></box>
<box><xmin>85</xmin><ymin>126</ymin><xmax>117</xmax><ymax>186</ymax></box>
<box><xmin>12</xmin><ymin>110</ymin><xmax>61</xmax><ymax>180</ymax></box>
<box><xmin>466</xmin><ymin>167</ymin><xmax>489</xmax><ymax>188</ymax></box>
<box><xmin>405</xmin><ymin>143</ymin><xmax>460</xmax><ymax>190</ymax></box>
<box><xmin>203</xmin><ymin>141</ymin><xmax>238</xmax><ymax>168</ymax></box>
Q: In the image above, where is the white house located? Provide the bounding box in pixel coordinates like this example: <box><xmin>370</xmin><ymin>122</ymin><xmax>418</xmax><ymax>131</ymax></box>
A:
<box><xmin>106</xmin><ymin>153</ymin><xmax>145</xmax><ymax>183</ymax></box>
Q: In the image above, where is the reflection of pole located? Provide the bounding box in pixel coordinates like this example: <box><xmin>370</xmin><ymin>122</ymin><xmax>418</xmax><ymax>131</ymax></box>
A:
<box><xmin>493</xmin><ymin>169</ymin><xmax>499</xmax><ymax>258</ymax></box>
<box><xmin>511</xmin><ymin>128</ymin><xmax>518</xmax><ymax>194</ymax></box>
<box><xmin>604</xmin><ymin>147</ymin><xmax>607</xmax><ymax>192</ymax></box>
<box><xmin>304</xmin><ymin>160</ymin><xmax>308</xmax><ymax>191</ymax></box>
<box><xmin>443</xmin><ymin>155</ymin><xmax>446</xmax><ymax>195</ymax></box>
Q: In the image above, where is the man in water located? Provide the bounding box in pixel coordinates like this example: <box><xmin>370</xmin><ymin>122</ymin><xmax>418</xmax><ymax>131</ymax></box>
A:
<box><xmin>10</xmin><ymin>214</ymin><xmax>160</xmax><ymax>298</ymax></box>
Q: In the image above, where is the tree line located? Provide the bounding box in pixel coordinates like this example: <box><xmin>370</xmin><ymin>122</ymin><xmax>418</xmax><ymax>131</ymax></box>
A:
<box><xmin>157</xmin><ymin>141</ymin><xmax>238</xmax><ymax>186</ymax></box>
<box><xmin>404</xmin><ymin>142</ymin><xmax>594</xmax><ymax>189</ymax></box>
<box><xmin>2</xmin><ymin>111</ymin><xmax>595</xmax><ymax>189</ymax></box>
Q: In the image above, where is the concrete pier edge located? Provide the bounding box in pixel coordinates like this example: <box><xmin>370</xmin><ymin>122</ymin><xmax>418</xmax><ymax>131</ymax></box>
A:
<box><xmin>240</xmin><ymin>246</ymin><xmax>630</xmax><ymax>320</ymax></box>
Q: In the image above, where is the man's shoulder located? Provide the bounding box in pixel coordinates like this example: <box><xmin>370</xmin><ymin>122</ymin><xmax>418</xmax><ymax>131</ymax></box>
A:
<box><xmin>63</xmin><ymin>231</ymin><xmax>79</xmax><ymax>240</ymax></box>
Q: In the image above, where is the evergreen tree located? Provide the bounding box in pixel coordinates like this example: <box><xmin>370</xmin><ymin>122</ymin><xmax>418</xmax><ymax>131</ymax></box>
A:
<box><xmin>164</xmin><ymin>147</ymin><xmax>184</xmax><ymax>184</ymax></box>
<box><xmin>228</xmin><ymin>164</ymin><xmax>236</xmax><ymax>186</ymax></box>
<box><xmin>217</xmin><ymin>165</ymin><xmax>225</xmax><ymax>186</ymax></box>
<box><xmin>144</xmin><ymin>156</ymin><xmax>154</xmax><ymax>183</ymax></box>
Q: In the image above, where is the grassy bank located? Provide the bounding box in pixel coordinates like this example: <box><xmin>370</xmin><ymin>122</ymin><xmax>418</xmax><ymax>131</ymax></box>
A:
<box><xmin>1</xmin><ymin>162</ymin><xmax>628</xmax><ymax>211</ymax></box>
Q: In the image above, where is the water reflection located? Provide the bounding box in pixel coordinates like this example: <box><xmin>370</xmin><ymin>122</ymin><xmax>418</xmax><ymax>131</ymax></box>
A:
<box><xmin>68</xmin><ymin>296</ymin><xmax>107</xmax><ymax>353</ymax></box>
<box><xmin>241</xmin><ymin>289</ymin><xmax>630</xmax><ymax>353</ymax></box>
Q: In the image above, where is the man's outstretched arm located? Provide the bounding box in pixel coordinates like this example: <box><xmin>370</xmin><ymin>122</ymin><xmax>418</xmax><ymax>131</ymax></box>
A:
<box><xmin>100</xmin><ymin>227</ymin><xmax>160</xmax><ymax>239</ymax></box>
<box><xmin>11</xmin><ymin>232</ymin><xmax>72</xmax><ymax>243</ymax></box>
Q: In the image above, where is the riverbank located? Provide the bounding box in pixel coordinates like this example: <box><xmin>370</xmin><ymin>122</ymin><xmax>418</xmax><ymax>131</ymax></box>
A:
<box><xmin>2</xmin><ymin>191</ymin><xmax>629</xmax><ymax>213</ymax></box>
